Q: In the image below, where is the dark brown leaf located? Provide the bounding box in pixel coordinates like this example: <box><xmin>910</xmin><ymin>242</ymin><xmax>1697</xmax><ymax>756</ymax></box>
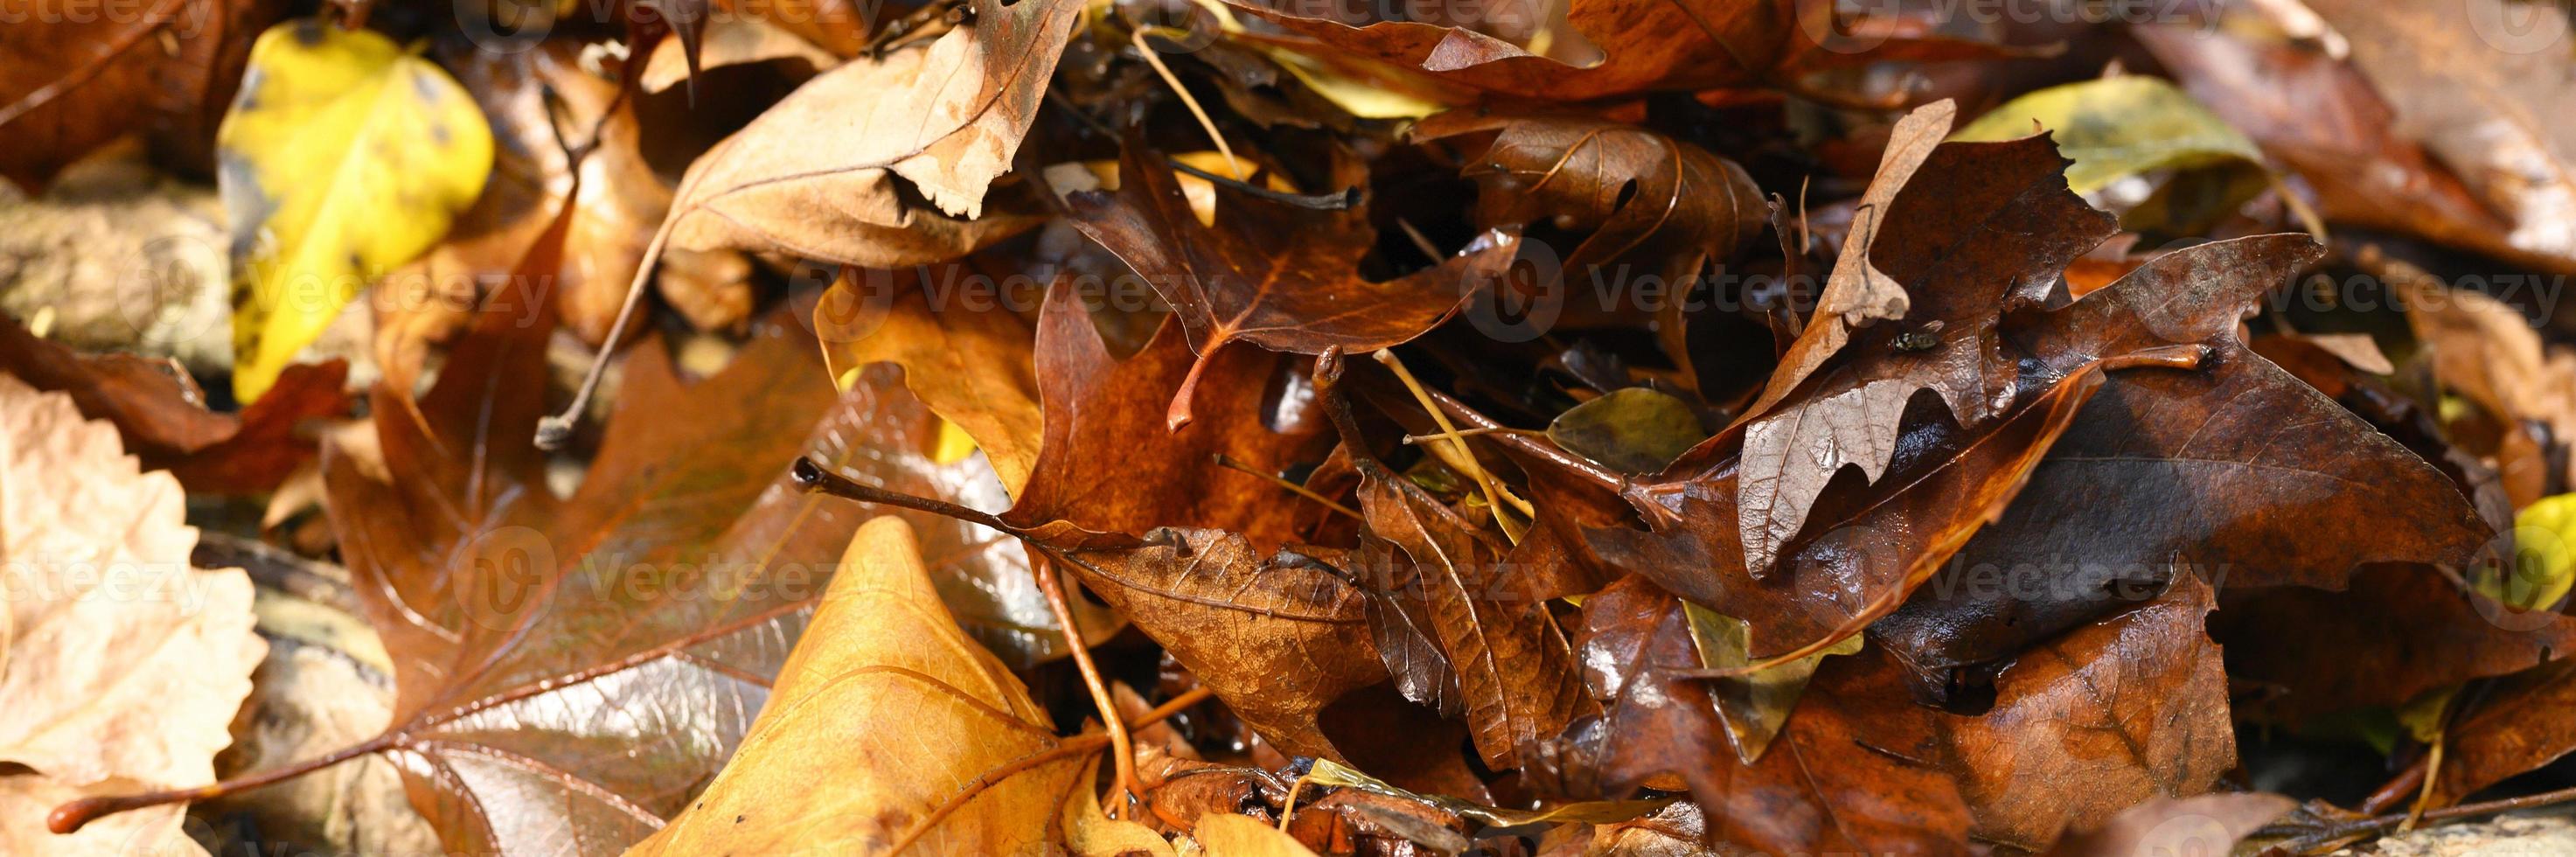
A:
<box><xmin>1063</xmin><ymin>143</ymin><xmax>1517</xmax><ymax>428</ymax></box>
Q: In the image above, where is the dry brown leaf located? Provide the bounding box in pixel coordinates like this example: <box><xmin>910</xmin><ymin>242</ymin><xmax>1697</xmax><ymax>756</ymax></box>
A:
<box><xmin>624</xmin><ymin>517</ymin><xmax>1090</xmax><ymax>856</ymax></box>
<box><xmin>0</xmin><ymin>373</ymin><xmax>264</xmax><ymax>854</ymax></box>
<box><xmin>2305</xmin><ymin>0</ymin><xmax>2576</xmax><ymax>269</ymax></box>
<box><xmin>1746</xmin><ymin>97</ymin><xmax>1958</xmax><ymax>420</ymax></box>
<box><xmin>658</xmin><ymin>0</ymin><xmax>1080</xmax><ymax>265</ymax></box>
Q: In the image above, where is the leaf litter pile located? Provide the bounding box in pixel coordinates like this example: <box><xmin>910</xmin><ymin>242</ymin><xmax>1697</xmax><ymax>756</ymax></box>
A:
<box><xmin>10</xmin><ymin>0</ymin><xmax>2576</xmax><ymax>854</ymax></box>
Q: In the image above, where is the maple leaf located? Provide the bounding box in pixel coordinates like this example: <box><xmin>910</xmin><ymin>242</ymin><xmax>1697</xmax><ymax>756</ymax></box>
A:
<box><xmin>0</xmin><ymin>0</ymin><xmax>280</xmax><ymax>189</ymax></box>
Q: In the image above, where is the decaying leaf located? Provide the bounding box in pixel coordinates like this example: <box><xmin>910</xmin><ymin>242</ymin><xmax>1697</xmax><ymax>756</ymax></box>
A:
<box><xmin>0</xmin><ymin>373</ymin><xmax>264</xmax><ymax>854</ymax></box>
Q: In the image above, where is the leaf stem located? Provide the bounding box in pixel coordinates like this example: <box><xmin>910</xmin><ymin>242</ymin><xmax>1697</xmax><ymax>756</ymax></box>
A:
<box><xmin>49</xmin><ymin>733</ymin><xmax>398</xmax><ymax>834</ymax></box>
<box><xmin>1370</xmin><ymin>349</ymin><xmax>1531</xmax><ymax>540</ymax></box>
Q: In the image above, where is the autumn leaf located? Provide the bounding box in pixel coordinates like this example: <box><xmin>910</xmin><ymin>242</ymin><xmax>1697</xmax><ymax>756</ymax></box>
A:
<box><xmin>1063</xmin><ymin>142</ymin><xmax>1517</xmax><ymax>428</ymax></box>
<box><xmin>1222</xmin><ymin>0</ymin><xmax>2026</xmax><ymax>102</ymax></box>
<box><xmin>626</xmin><ymin>517</ymin><xmax>1093</xmax><ymax>856</ymax></box>
<box><xmin>0</xmin><ymin>373</ymin><xmax>264</xmax><ymax>854</ymax></box>
<box><xmin>0</xmin><ymin>311</ymin><xmax>350</xmax><ymax>494</ymax></box>
<box><xmin>1413</xmin><ymin>112</ymin><xmax>1765</xmax><ymax>330</ymax></box>
<box><xmin>0</xmin><ymin>0</ymin><xmax>281</xmax><ymax>189</ymax></box>
<box><xmin>655</xmin><ymin>0</ymin><xmax>1081</xmax><ymax>267</ymax></box>
<box><xmin>217</xmin><ymin>18</ymin><xmax>492</xmax><ymax>401</ymax></box>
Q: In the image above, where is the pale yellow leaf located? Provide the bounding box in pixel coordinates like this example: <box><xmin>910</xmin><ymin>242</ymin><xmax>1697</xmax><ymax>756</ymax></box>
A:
<box><xmin>0</xmin><ymin>373</ymin><xmax>264</xmax><ymax>855</ymax></box>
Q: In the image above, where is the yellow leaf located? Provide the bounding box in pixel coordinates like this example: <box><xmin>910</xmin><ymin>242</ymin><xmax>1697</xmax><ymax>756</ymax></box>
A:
<box><xmin>624</xmin><ymin>517</ymin><xmax>1090</xmax><ymax>856</ymax></box>
<box><xmin>2494</xmin><ymin>493</ymin><xmax>2576</xmax><ymax>611</ymax></box>
<box><xmin>217</xmin><ymin>19</ymin><xmax>492</xmax><ymax>401</ymax></box>
<box><xmin>1949</xmin><ymin>76</ymin><xmax>2263</xmax><ymax>195</ymax></box>
<box><xmin>1191</xmin><ymin>813</ymin><xmax>1319</xmax><ymax>857</ymax></box>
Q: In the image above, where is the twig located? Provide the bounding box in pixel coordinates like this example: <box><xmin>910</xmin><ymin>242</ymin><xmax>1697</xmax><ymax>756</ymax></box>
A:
<box><xmin>1165</xmin><ymin>158</ymin><xmax>1361</xmax><ymax>211</ymax></box>
<box><xmin>1034</xmin><ymin>556</ymin><xmax>1138</xmax><ymax>819</ymax></box>
<box><xmin>884</xmin><ymin>684</ymin><xmax>1221</xmax><ymax>854</ymax></box>
<box><xmin>1214</xmin><ymin>454</ymin><xmax>1360</xmax><ymax>520</ymax></box>
<box><xmin>52</xmin><ymin>735</ymin><xmax>397</xmax><ymax>833</ymax></box>
<box><xmin>2266</xmin><ymin>784</ymin><xmax>2576</xmax><ymax>853</ymax></box>
<box><xmin>1132</xmin><ymin>27</ymin><xmax>1239</xmax><ymax>179</ymax></box>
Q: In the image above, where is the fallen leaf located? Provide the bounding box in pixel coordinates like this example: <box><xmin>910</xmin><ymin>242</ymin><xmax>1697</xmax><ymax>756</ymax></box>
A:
<box><xmin>1943</xmin><ymin>575</ymin><xmax>2236</xmax><ymax>850</ymax></box>
<box><xmin>1063</xmin><ymin>142</ymin><xmax>1516</xmax><ymax>428</ymax></box>
<box><xmin>1039</xmin><ymin>524</ymin><xmax>1382</xmax><ymax>759</ymax></box>
<box><xmin>1949</xmin><ymin>75</ymin><xmax>2266</xmax><ymax>196</ymax></box>
<box><xmin>639</xmin><ymin>16</ymin><xmax>834</xmax><ymax>94</ymax></box>
<box><xmin>0</xmin><ymin>373</ymin><xmax>264</xmax><ymax>854</ymax></box>
<box><xmin>1193</xmin><ymin>812</ymin><xmax>1319</xmax><ymax>856</ymax></box>
<box><xmin>657</xmin><ymin>0</ymin><xmax>1079</xmax><ymax>265</ymax></box>
<box><xmin>310</xmin><ymin>280</ymin><xmax>1045</xmax><ymax>851</ymax></box>
<box><xmin>1006</xmin><ymin>282</ymin><xmax>1331</xmax><ymax>548</ymax></box>
<box><xmin>0</xmin><ymin>311</ymin><xmax>352</xmax><ymax>494</ymax></box>
<box><xmin>217</xmin><ymin>18</ymin><xmax>493</xmax><ymax>401</ymax></box>
<box><xmin>2042</xmin><ymin>793</ymin><xmax>2295</xmax><ymax>857</ymax></box>
<box><xmin>1352</xmin><ymin>459</ymin><xmax>1596</xmax><ymax>770</ymax></box>
<box><xmin>625</xmin><ymin>517</ymin><xmax>1093</xmax><ymax>855</ymax></box>
<box><xmin>2303</xmin><ymin>0</ymin><xmax>2576</xmax><ymax>271</ymax></box>
<box><xmin>818</xmin><ymin>262</ymin><xmax>1045</xmax><ymax>493</ymax></box>
<box><xmin>0</xmin><ymin>0</ymin><xmax>282</xmax><ymax>189</ymax></box>
<box><xmin>1222</xmin><ymin>0</ymin><xmax>2025</xmax><ymax>102</ymax></box>
<box><xmin>1544</xmin><ymin>575</ymin><xmax>1976</xmax><ymax>854</ymax></box>
<box><xmin>1546</xmin><ymin>387</ymin><xmax>1707</xmax><ymax>475</ymax></box>
<box><xmin>1412</xmin><ymin>112</ymin><xmax>1765</xmax><ymax>328</ymax></box>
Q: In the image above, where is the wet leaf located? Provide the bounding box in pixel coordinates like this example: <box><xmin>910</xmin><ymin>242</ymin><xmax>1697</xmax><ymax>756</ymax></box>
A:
<box><xmin>1547</xmin><ymin>387</ymin><xmax>1707</xmax><ymax>475</ymax></box>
